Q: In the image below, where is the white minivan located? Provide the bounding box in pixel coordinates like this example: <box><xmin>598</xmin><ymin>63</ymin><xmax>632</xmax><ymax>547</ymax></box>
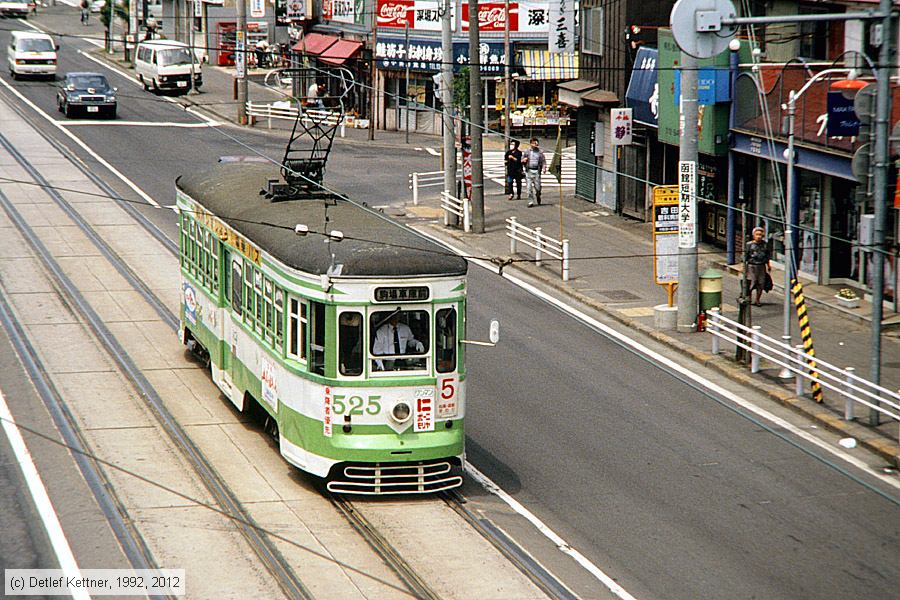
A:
<box><xmin>8</xmin><ymin>30</ymin><xmax>57</xmax><ymax>79</ymax></box>
<box><xmin>134</xmin><ymin>39</ymin><xmax>202</xmax><ymax>93</ymax></box>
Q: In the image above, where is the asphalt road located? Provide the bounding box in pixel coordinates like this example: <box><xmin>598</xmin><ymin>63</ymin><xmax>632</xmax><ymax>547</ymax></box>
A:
<box><xmin>0</xmin><ymin>10</ymin><xmax>897</xmax><ymax>600</ymax></box>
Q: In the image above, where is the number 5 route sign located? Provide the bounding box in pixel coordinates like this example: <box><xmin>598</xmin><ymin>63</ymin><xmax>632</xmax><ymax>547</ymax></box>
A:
<box><xmin>653</xmin><ymin>185</ymin><xmax>679</xmax><ymax>294</ymax></box>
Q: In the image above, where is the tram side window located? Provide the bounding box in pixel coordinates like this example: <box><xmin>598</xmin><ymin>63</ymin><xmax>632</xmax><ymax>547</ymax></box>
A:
<box><xmin>338</xmin><ymin>312</ymin><xmax>363</xmax><ymax>376</ymax></box>
<box><xmin>263</xmin><ymin>278</ymin><xmax>274</xmax><ymax>346</ymax></box>
<box><xmin>253</xmin><ymin>268</ymin><xmax>264</xmax><ymax>335</ymax></box>
<box><xmin>231</xmin><ymin>261</ymin><xmax>242</xmax><ymax>313</ymax></box>
<box><xmin>435</xmin><ymin>308</ymin><xmax>457</xmax><ymax>373</ymax></box>
<box><xmin>310</xmin><ymin>302</ymin><xmax>325</xmax><ymax>376</ymax></box>
<box><xmin>242</xmin><ymin>261</ymin><xmax>254</xmax><ymax>328</ymax></box>
<box><xmin>287</xmin><ymin>298</ymin><xmax>307</xmax><ymax>363</ymax></box>
<box><xmin>370</xmin><ymin>309</ymin><xmax>429</xmax><ymax>372</ymax></box>
<box><xmin>274</xmin><ymin>289</ymin><xmax>284</xmax><ymax>347</ymax></box>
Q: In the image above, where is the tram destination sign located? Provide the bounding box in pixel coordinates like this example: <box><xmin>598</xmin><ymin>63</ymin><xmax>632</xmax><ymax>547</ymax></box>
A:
<box><xmin>374</xmin><ymin>286</ymin><xmax>430</xmax><ymax>303</ymax></box>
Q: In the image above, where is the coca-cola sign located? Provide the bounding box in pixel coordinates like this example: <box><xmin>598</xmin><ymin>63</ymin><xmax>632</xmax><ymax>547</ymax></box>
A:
<box><xmin>377</xmin><ymin>0</ymin><xmax>413</xmax><ymax>27</ymax></box>
<box><xmin>459</xmin><ymin>2</ymin><xmax>548</xmax><ymax>33</ymax></box>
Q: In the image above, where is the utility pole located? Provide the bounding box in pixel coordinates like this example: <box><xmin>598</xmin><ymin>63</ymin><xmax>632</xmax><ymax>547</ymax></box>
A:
<box><xmin>405</xmin><ymin>19</ymin><xmax>410</xmax><ymax>144</ymax></box>
<box><xmin>441</xmin><ymin>0</ymin><xmax>456</xmax><ymax>212</ymax></box>
<box><xmin>868</xmin><ymin>0</ymin><xmax>894</xmax><ymax>424</ymax></box>
<box><xmin>676</xmin><ymin>52</ymin><xmax>698</xmax><ymax>332</ymax></box>
<box><xmin>468</xmin><ymin>0</ymin><xmax>484</xmax><ymax>233</ymax></box>
<box><xmin>236</xmin><ymin>0</ymin><xmax>248</xmax><ymax>125</ymax></box>
<box><xmin>369</xmin><ymin>0</ymin><xmax>378</xmax><ymax>141</ymax></box>
<box><xmin>503</xmin><ymin>0</ymin><xmax>511</xmax><ymax>142</ymax></box>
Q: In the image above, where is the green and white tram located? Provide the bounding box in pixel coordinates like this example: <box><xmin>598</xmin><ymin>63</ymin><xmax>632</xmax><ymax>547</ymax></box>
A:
<box><xmin>176</xmin><ymin>162</ymin><xmax>468</xmax><ymax>494</ymax></box>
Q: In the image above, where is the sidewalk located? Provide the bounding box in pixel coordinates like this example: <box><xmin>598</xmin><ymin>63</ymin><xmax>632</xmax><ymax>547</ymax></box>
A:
<box><xmin>88</xmin><ymin>41</ymin><xmax>900</xmax><ymax>467</ymax></box>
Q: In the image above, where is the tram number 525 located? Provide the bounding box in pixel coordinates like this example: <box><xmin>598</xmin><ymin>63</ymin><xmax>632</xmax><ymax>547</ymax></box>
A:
<box><xmin>333</xmin><ymin>394</ymin><xmax>382</xmax><ymax>416</ymax></box>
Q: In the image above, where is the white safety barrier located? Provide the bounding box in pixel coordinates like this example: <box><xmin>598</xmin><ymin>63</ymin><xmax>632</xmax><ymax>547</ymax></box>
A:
<box><xmin>408</xmin><ymin>171</ymin><xmax>445</xmax><ymax>205</ymax></box>
<box><xmin>506</xmin><ymin>217</ymin><xmax>570</xmax><ymax>281</ymax></box>
<box><xmin>440</xmin><ymin>191</ymin><xmax>470</xmax><ymax>232</ymax></box>
<box><xmin>245</xmin><ymin>102</ymin><xmax>345</xmax><ymax>137</ymax></box>
<box><xmin>706</xmin><ymin>308</ymin><xmax>900</xmax><ymax>440</ymax></box>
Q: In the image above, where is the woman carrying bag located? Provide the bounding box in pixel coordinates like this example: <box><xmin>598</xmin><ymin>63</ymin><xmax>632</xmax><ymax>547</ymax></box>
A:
<box><xmin>745</xmin><ymin>226</ymin><xmax>772</xmax><ymax>307</ymax></box>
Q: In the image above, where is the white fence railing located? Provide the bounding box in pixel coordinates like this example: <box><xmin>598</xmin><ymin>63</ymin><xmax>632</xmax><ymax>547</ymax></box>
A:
<box><xmin>440</xmin><ymin>191</ymin><xmax>470</xmax><ymax>232</ymax></box>
<box><xmin>506</xmin><ymin>217</ymin><xmax>570</xmax><ymax>281</ymax></box>
<box><xmin>245</xmin><ymin>101</ymin><xmax>345</xmax><ymax>137</ymax></box>
<box><xmin>706</xmin><ymin>308</ymin><xmax>900</xmax><ymax>440</ymax></box>
<box><xmin>408</xmin><ymin>171</ymin><xmax>446</xmax><ymax>205</ymax></box>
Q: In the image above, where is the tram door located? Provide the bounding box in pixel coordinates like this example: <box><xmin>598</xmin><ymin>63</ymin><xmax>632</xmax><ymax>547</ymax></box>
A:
<box><xmin>217</xmin><ymin>252</ymin><xmax>241</xmax><ymax>403</ymax></box>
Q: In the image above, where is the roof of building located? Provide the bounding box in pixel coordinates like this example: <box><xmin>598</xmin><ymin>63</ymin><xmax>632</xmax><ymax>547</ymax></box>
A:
<box><xmin>176</xmin><ymin>163</ymin><xmax>468</xmax><ymax>279</ymax></box>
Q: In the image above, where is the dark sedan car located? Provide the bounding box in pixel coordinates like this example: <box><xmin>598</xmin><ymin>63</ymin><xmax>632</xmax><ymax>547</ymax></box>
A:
<box><xmin>56</xmin><ymin>72</ymin><xmax>117</xmax><ymax>118</ymax></box>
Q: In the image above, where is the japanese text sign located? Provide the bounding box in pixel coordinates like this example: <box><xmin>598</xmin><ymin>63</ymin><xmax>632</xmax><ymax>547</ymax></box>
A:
<box><xmin>250</xmin><ymin>0</ymin><xmax>265</xmax><ymax>17</ymax></box>
<box><xmin>610</xmin><ymin>108</ymin><xmax>633</xmax><ymax>146</ymax></box>
<box><xmin>377</xmin><ymin>0</ymin><xmax>456</xmax><ymax>31</ymax></box>
<box><xmin>324</xmin><ymin>0</ymin><xmax>355</xmax><ymax>23</ymax></box>
<box><xmin>678</xmin><ymin>161</ymin><xmax>696</xmax><ymax>249</ymax></box>
<box><xmin>461</xmin><ymin>2</ymin><xmax>550</xmax><ymax>33</ymax></box>
<box><xmin>547</xmin><ymin>0</ymin><xmax>574</xmax><ymax>54</ymax></box>
<box><xmin>652</xmin><ymin>186</ymin><xmax>679</xmax><ymax>284</ymax></box>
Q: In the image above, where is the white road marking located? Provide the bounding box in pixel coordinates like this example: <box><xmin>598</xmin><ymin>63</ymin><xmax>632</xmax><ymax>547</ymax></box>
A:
<box><xmin>0</xmin><ymin>77</ymin><xmax>162</xmax><ymax>207</ymax></box>
<box><xmin>426</xmin><ymin>147</ymin><xmax>440</xmax><ymax>156</ymax></box>
<box><xmin>59</xmin><ymin>120</ymin><xmax>218</xmax><ymax>128</ymax></box>
<box><xmin>413</xmin><ymin>230</ymin><xmax>900</xmax><ymax>600</ymax></box>
<box><xmin>0</xmin><ymin>389</ymin><xmax>90</xmax><ymax>600</ymax></box>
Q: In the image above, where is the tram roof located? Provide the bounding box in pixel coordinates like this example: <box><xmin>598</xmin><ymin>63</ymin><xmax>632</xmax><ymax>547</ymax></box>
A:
<box><xmin>176</xmin><ymin>163</ymin><xmax>468</xmax><ymax>278</ymax></box>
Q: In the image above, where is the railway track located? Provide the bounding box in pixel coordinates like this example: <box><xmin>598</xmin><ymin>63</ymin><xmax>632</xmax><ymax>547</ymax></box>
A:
<box><xmin>0</xmin><ymin>89</ymin><xmax>579</xmax><ymax>600</ymax></box>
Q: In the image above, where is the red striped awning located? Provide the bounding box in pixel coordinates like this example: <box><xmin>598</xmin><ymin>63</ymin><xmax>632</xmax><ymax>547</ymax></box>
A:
<box><xmin>293</xmin><ymin>33</ymin><xmax>338</xmax><ymax>55</ymax></box>
<box><xmin>319</xmin><ymin>40</ymin><xmax>363</xmax><ymax>66</ymax></box>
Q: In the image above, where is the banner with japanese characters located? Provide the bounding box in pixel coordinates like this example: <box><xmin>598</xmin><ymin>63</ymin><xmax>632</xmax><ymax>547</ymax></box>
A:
<box><xmin>610</xmin><ymin>108</ymin><xmax>633</xmax><ymax>146</ymax></box>
<box><xmin>377</xmin><ymin>0</ymin><xmax>456</xmax><ymax>31</ymax></box>
<box><xmin>460</xmin><ymin>2</ymin><xmax>549</xmax><ymax>33</ymax></box>
<box><xmin>547</xmin><ymin>0</ymin><xmax>574</xmax><ymax>54</ymax></box>
<box><xmin>324</xmin><ymin>0</ymin><xmax>356</xmax><ymax>24</ymax></box>
<box><xmin>678</xmin><ymin>161</ymin><xmax>697</xmax><ymax>249</ymax></box>
<box><xmin>376</xmin><ymin>36</ymin><xmax>506</xmax><ymax>73</ymax></box>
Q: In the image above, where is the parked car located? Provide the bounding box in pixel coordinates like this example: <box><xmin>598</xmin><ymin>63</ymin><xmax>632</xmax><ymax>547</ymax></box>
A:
<box><xmin>57</xmin><ymin>72</ymin><xmax>117</xmax><ymax>118</ymax></box>
<box><xmin>7</xmin><ymin>30</ymin><xmax>57</xmax><ymax>79</ymax></box>
<box><xmin>0</xmin><ymin>0</ymin><xmax>30</xmax><ymax>18</ymax></box>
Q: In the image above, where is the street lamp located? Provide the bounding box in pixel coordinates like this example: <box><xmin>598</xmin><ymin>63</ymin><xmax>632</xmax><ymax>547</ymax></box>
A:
<box><xmin>780</xmin><ymin>68</ymin><xmax>852</xmax><ymax>367</ymax></box>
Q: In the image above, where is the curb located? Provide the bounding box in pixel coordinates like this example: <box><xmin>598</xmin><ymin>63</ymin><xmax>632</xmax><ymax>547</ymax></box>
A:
<box><xmin>427</xmin><ymin>223</ymin><xmax>900</xmax><ymax>469</ymax></box>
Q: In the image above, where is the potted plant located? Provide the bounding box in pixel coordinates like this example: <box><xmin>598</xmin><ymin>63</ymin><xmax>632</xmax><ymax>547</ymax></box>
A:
<box><xmin>835</xmin><ymin>288</ymin><xmax>860</xmax><ymax>309</ymax></box>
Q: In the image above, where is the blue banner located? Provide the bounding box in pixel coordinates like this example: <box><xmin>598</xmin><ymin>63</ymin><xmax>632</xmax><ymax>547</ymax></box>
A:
<box><xmin>826</xmin><ymin>90</ymin><xmax>860</xmax><ymax>137</ymax></box>
<box><xmin>625</xmin><ymin>47</ymin><xmax>658</xmax><ymax>126</ymax></box>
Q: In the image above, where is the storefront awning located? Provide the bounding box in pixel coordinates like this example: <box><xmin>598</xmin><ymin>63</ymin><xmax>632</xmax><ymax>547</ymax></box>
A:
<box><xmin>519</xmin><ymin>50</ymin><xmax>579</xmax><ymax>80</ymax></box>
<box><xmin>293</xmin><ymin>33</ymin><xmax>338</xmax><ymax>55</ymax></box>
<box><xmin>557</xmin><ymin>79</ymin><xmax>617</xmax><ymax>107</ymax></box>
<box><xmin>319</xmin><ymin>39</ymin><xmax>363</xmax><ymax>66</ymax></box>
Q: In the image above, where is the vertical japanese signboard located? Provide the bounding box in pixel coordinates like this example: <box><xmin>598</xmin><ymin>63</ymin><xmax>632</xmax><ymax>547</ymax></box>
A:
<box><xmin>286</xmin><ymin>0</ymin><xmax>306</xmax><ymax>20</ymax></box>
<box><xmin>235</xmin><ymin>30</ymin><xmax>246</xmax><ymax>78</ymax></box>
<box><xmin>653</xmin><ymin>186</ymin><xmax>679</xmax><ymax>285</ymax></box>
<box><xmin>610</xmin><ymin>108</ymin><xmax>633</xmax><ymax>145</ymax></box>
<box><xmin>547</xmin><ymin>0</ymin><xmax>574</xmax><ymax>54</ymax></box>
<box><xmin>678</xmin><ymin>160</ymin><xmax>696</xmax><ymax>248</ymax></box>
<box><xmin>462</xmin><ymin>135</ymin><xmax>472</xmax><ymax>198</ymax></box>
<box><xmin>250</xmin><ymin>0</ymin><xmax>265</xmax><ymax>18</ymax></box>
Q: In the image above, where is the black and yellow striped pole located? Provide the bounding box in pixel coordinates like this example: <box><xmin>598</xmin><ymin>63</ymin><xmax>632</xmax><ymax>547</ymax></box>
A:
<box><xmin>791</xmin><ymin>278</ymin><xmax>823</xmax><ymax>402</ymax></box>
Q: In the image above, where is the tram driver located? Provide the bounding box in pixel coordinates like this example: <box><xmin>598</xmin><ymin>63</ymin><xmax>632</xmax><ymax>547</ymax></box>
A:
<box><xmin>372</xmin><ymin>311</ymin><xmax>425</xmax><ymax>371</ymax></box>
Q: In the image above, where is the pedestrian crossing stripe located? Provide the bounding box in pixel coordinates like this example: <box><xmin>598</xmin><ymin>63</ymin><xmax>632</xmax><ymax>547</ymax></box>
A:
<box><xmin>481</xmin><ymin>150</ymin><xmax>576</xmax><ymax>188</ymax></box>
<box><xmin>792</xmin><ymin>278</ymin><xmax>823</xmax><ymax>403</ymax></box>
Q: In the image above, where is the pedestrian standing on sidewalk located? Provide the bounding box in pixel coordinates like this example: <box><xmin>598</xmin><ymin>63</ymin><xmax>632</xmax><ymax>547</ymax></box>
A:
<box><xmin>80</xmin><ymin>0</ymin><xmax>89</xmax><ymax>24</ymax></box>
<box><xmin>521</xmin><ymin>137</ymin><xmax>546</xmax><ymax>207</ymax></box>
<box><xmin>504</xmin><ymin>140</ymin><xmax>523</xmax><ymax>200</ymax></box>
<box><xmin>745</xmin><ymin>226</ymin><xmax>771</xmax><ymax>306</ymax></box>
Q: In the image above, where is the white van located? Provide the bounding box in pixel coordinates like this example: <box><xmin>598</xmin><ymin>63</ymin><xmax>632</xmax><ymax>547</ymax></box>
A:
<box><xmin>7</xmin><ymin>31</ymin><xmax>57</xmax><ymax>79</ymax></box>
<box><xmin>134</xmin><ymin>39</ymin><xmax>202</xmax><ymax>93</ymax></box>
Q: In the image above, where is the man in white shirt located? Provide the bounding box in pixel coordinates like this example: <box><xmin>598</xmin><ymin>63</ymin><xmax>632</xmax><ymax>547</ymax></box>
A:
<box><xmin>306</xmin><ymin>81</ymin><xmax>325</xmax><ymax>108</ymax></box>
<box><xmin>372</xmin><ymin>313</ymin><xmax>424</xmax><ymax>370</ymax></box>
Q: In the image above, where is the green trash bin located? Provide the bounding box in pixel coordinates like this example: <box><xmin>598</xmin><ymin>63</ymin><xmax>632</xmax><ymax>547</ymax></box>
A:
<box><xmin>699</xmin><ymin>268</ymin><xmax>723</xmax><ymax>312</ymax></box>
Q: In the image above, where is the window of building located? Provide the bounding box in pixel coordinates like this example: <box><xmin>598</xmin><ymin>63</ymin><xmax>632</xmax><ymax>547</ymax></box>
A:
<box><xmin>582</xmin><ymin>7</ymin><xmax>604</xmax><ymax>56</ymax></box>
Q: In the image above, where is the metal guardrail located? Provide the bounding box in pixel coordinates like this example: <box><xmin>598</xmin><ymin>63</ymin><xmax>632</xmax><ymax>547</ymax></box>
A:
<box><xmin>408</xmin><ymin>170</ymin><xmax>445</xmax><ymax>205</ymax></box>
<box><xmin>506</xmin><ymin>217</ymin><xmax>570</xmax><ymax>281</ymax></box>
<box><xmin>440</xmin><ymin>191</ymin><xmax>470</xmax><ymax>232</ymax></box>
<box><xmin>245</xmin><ymin>102</ymin><xmax>345</xmax><ymax>137</ymax></box>
<box><xmin>706</xmin><ymin>308</ymin><xmax>900</xmax><ymax>440</ymax></box>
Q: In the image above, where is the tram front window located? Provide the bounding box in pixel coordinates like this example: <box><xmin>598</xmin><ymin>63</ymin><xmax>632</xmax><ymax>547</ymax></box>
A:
<box><xmin>435</xmin><ymin>308</ymin><xmax>456</xmax><ymax>373</ymax></box>
<box><xmin>370</xmin><ymin>309</ymin><xmax>429</xmax><ymax>372</ymax></box>
<box><xmin>339</xmin><ymin>312</ymin><xmax>363</xmax><ymax>376</ymax></box>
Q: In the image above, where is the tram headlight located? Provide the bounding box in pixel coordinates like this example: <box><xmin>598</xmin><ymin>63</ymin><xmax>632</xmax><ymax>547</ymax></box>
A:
<box><xmin>391</xmin><ymin>402</ymin><xmax>411</xmax><ymax>423</ymax></box>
